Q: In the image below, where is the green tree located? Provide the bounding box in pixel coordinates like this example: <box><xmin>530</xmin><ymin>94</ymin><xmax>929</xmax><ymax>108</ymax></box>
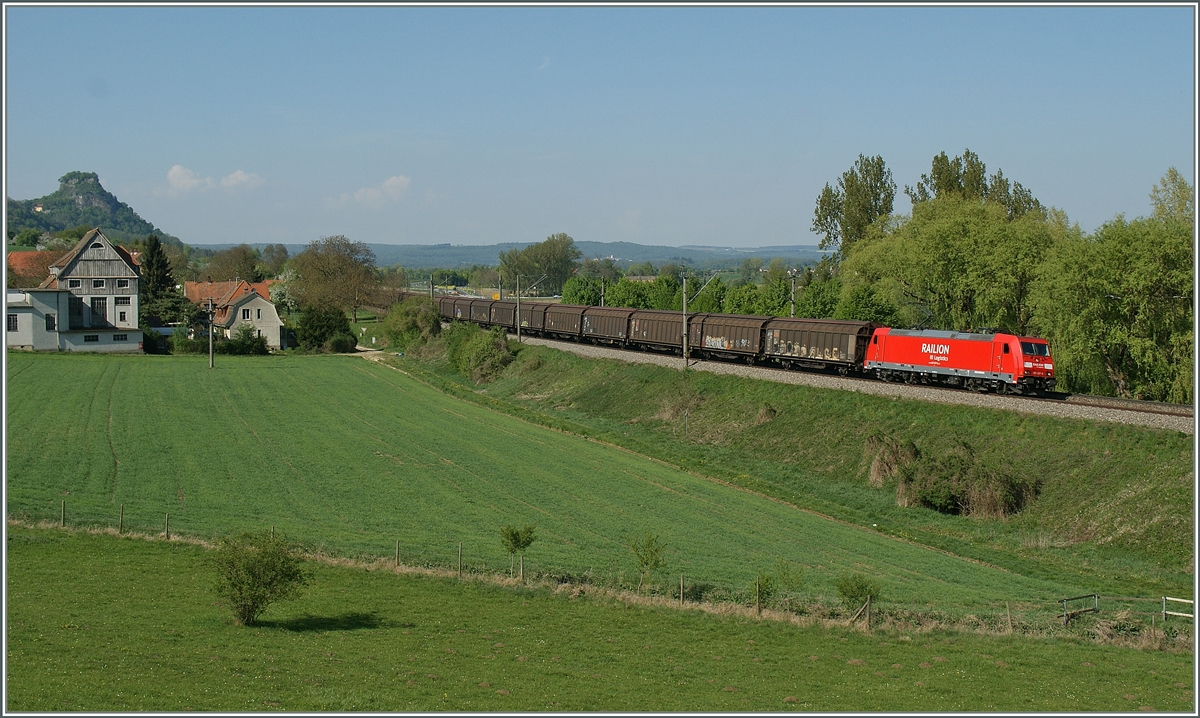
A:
<box><xmin>687</xmin><ymin>276</ymin><xmax>726</xmax><ymax>313</ymax></box>
<box><xmin>498</xmin><ymin>233</ymin><xmax>582</xmax><ymax>295</ymax></box>
<box><xmin>259</xmin><ymin>244</ymin><xmax>289</xmax><ymax>276</ymax></box>
<box><xmin>212</xmin><ymin>530</ymin><xmax>309</xmax><ymax>625</ymax></box>
<box><xmin>291</xmin><ymin>235</ymin><xmax>378</xmax><ymax>322</ymax></box>
<box><xmin>811</xmin><ymin>154</ymin><xmax>896</xmax><ymax>257</ymax></box>
<box><xmin>627</xmin><ymin>261</ymin><xmax>656</xmax><ymax>277</ymax></box>
<box><xmin>835</xmin><ymin>572</ymin><xmax>881</xmax><ymax>608</ymax></box>
<box><xmin>562</xmin><ymin>276</ymin><xmax>603</xmax><ymax>306</ymax></box>
<box><xmin>737</xmin><ymin>257</ymin><xmax>763</xmax><ymax>284</ymax></box>
<box><xmin>296</xmin><ymin>302</ymin><xmax>353</xmax><ymax>351</ymax></box>
<box><xmin>201</xmin><ymin>244</ymin><xmax>263</xmax><ymax>283</ymax></box>
<box><xmin>605</xmin><ymin>277</ymin><xmax>651</xmax><ymax>309</ymax></box>
<box><xmin>833</xmin><ymin>285</ymin><xmax>899</xmax><ymax>325</ymax></box>
<box><xmin>499</xmin><ymin>525</ymin><xmax>537</xmax><ymax>581</ymax></box>
<box><xmin>647</xmin><ymin>274</ymin><xmax>682</xmax><ymax>310</ymax></box>
<box><xmin>906</xmin><ymin>148</ymin><xmax>1043</xmax><ymax>221</ymax></box>
<box><xmin>138</xmin><ymin>234</ymin><xmax>176</xmax><ymax>303</ymax></box>
<box><xmin>722</xmin><ymin>282</ymin><xmax>760</xmax><ymax>314</ymax></box>
<box><xmin>1150</xmin><ymin>166</ymin><xmax>1195</xmax><ymax>225</ymax></box>
<box><xmin>381</xmin><ymin>296</ymin><xmax>441</xmax><ymax>349</ymax></box>
<box><xmin>626</xmin><ymin>532</ymin><xmax>667</xmax><ymax>595</ymax></box>
<box><xmin>11</xmin><ymin>228</ymin><xmax>41</xmax><ymax>247</ymax></box>
<box><xmin>579</xmin><ymin>257</ymin><xmax>623</xmax><ymax>281</ymax></box>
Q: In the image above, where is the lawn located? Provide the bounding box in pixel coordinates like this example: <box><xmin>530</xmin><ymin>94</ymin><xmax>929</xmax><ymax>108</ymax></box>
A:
<box><xmin>7</xmin><ymin>352</ymin><xmax>1098</xmax><ymax>612</ymax></box>
<box><xmin>5</xmin><ymin>525</ymin><xmax>1193</xmax><ymax>712</ymax></box>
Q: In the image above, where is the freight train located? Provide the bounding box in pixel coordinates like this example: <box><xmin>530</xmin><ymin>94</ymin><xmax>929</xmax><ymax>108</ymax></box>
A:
<box><xmin>407</xmin><ymin>292</ymin><xmax>1056</xmax><ymax>395</ymax></box>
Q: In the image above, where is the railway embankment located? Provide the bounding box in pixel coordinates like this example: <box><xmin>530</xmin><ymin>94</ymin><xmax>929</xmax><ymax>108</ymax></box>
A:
<box><xmin>383</xmin><ymin>332</ymin><xmax>1194</xmax><ymax>599</ymax></box>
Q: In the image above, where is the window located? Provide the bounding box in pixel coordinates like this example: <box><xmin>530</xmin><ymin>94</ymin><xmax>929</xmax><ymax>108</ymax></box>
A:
<box><xmin>92</xmin><ymin>279</ymin><xmax>105</xmax><ymax>289</ymax></box>
<box><xmin>116</xmin><ymin>279</ymin><xmax>129</xmax><ymax>289</ymax></box>
<box><xmin>1002</xmin><ymin>344</ymin><xmax>1010</xmax><ymax>354</ymax></box>
<box><xmin>68</xmin><ymin>279</ymin><xmax>82</xmax><ymax>289</ymax></box>
<box><xmin>91</xmin><ymin>297</ymin><xmax>107</xmax><ymax>325</ymax></box>
<box><xmin>113</xmin><ymin>334</ymin><xmax>128</xmax><ymax>342</ymax></box>
<box><xmin>256</xmin><ymin>308</ymin><xmax>261</xmax><ymax>319</ymax></box>
<box><xmin>90</xmin><ymin>242</ymin><xmax>103</xmax><ymax>249</ymax></box>
<box><xmin>6</xmin><ymin>314</ymin><xmax>17</xmax><ymax>332</ymax></box>
<box><xmin>45</xmin><ymin>314</ymin><xmax>56</xmax><ymax>331</ymax></box>
<box><xmin>1020</xmin><ymin>341</ymin><xmax>1051</xmax><ymax>357</ymax></box>
<box><xmin>242</xmin><ymin>308</ymin><xmax>251</xmax><ymax>320</ymax></box>
<box><xmin>118</xmin><ymin>311</ymin><xmax>127</xmax><ymax>323</ymax></box>
<box><xmin>114</xmin><ymin>297</ymin><xmax>131</xmax><ymax>306</ymax></box>
<box><xmin>84</xmin><ymin>334</ymin><xmax>99</xmax><ymax>342</ymax></box>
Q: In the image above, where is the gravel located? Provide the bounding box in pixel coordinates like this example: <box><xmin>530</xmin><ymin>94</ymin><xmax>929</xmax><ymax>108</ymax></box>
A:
<box><xmin>516</xmin><ymin>336</ymin><xmax>1194</xmax><ymax>435</ymax></box>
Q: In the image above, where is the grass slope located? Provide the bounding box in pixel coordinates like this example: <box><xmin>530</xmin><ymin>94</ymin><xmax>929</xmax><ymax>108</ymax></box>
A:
<box><xmin>388</xmin><ymin>340</ymin><xmax>1193</xmax><ymax>596</ymax></box>
<box><xmin>6</xmin><ymin>525</ymin><xmax>1193</xmax><ymax>712</ymax></box>
<box><xmin>8</xmin><ymin>352</ymin><xmax>1100</xmax><ymax>613</ymax></box>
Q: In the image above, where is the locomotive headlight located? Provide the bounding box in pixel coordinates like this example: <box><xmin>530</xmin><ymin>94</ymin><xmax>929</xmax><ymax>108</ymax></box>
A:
<box><xmin>1024</xmin><ymin>362</ymin><xmax>1032</xmax><ymax>368</ymax></box>
<box><xmin>1045</xmin><ymin>363</ymin><xmax>1053</xmax><ymax>370</ymax></box>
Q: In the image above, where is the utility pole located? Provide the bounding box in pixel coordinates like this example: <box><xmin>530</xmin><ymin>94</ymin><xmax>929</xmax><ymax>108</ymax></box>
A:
<box><xmin>789</xmin><ymin>268</ymin><xmax>798</xmax><ymax>318</ymax></box>
<box><xmin>516</xmin><ymin>274</ymin><xmax>522</xmax><ymax>343</ymax></box>
<box><xmin>600</xmin><ymin>278</ymin><xmax>606</xmax><ymax>307</ymax></box>
<box><xmin>429</xmin><ymin>274</ymin><xmax>434</xmax><ymax>301</ymax></box>
<box><xmin>681</xmin><ymin>275</ymin><xmax>688</xmax><ymax>369</ymax></box>
<box><xmin>206</xmin><ymin>298</ymin><xmax>214</xmax><ymax>369</ymax></box>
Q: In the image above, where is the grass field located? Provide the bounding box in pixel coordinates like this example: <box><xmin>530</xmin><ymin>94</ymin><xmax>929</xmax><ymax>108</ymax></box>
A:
<box><xmin>6</xmin><ymin>525</ymin><xmax>1193</xmax><ymax>712</ymax></box>
<box><xmin>6</xmin><ymin>352</ymin><xmax>1103</xmax><ymax>613</ymax></box>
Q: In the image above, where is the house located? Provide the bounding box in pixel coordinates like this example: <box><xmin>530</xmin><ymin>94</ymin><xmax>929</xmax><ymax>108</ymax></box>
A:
<box><xmin>5</xmin><ymin>229</ymin><xmax>143</xmax><ymax>352</ymax></box>
<box><xmin>184</xmin><ymin>280</ymin><xmax>286</xmax><ymax>349</ymax></box>
<box><xmin>6</xmin><ymin>250</ymin><xmax>65</xmax><ymax>288</ymax></box>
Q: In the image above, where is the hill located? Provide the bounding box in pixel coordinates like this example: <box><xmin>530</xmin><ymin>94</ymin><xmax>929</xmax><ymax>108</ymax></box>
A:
<box><xmin>6</xmin><ymin>171</ymin><xmax>175</xmax><ymax>244</ymax></box>
<box><xmin>195</xmin><ymin>240</ymin><xmax>830</xmax><ymax>270</ymax></box>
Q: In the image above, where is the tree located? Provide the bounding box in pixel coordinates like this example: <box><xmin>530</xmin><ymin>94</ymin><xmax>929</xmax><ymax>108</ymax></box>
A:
<box><xmin>381</xmin><ymin>296</ymin><xmax>441</xmax><ymax>349</ymax></box>
<box><xmin>579</xmin><ymin>257</ymin><xmax>623</xmax><ymax>281</ymax></box>
<box><xmin>498</xmin><ymin>233</ymin><xmax>582</xmax><ymax>295</ymax></box>
<box><xmin>202</xmin><ymin>244</ymin><xmax>263</xmax><ymax>283</ymax></box>
<box><xmin>737</xmin><ymin>257</ymin><xmax>763</xmax><ymax>284</ymax></box>
<box><xmin>290</xmin><ymin>235</ymin><xmax>378</xmax><ymax>322</ymax></box>
<box><xmin>562</xmin><ymin>276</ymin><xmax>603</xmax><ymax>306</ymax></box>
<box><xmin>11</xmin><ymin>228</ymin><xmax>41</xmax><ymax>247</ymax></box>
<box><xmin>627</xmin><ymin>261</ymin><xmax>656</xmax><ymax>277</ymax></box>
<box><xmin>212</xmin><ymin>530</ymin><xmax>309</xmax><ymax>625</ymax></box>
<box><xmin>626</xmin><ymin>532</ymin><xmax>667</xmax><ymax>594</ymax></box>
<box><xmin>1150</xmin><ymin>166</ymin><xmax>1195</xmax><ymax>225</ymax></box>
<box><xmin>906</xmin><ymin>148</ymin><xmax>1043</xmax><ymax>221</ymax></box>
<box><xmin>138</xmin><ymin>234</ymin><xmax>176</xmax><ymax>303</ymax></box>
<box><xmin>605</xmin><ymin>277</ymin><xmax>651</xmax><ymax>309</ymax></box>
<box><xmin>811</xmin><ymin>154</ymin><xmax>896</xmax><ymax>257</ymax></box>
<box><xmin>296</xmin><ymin>302</ymin><xmax>354</xmax><ymax>351</ymax></box>
<box><xmin>258</xmin><ymin>244</ymin><xmax>289</xmax><ymax>276</ymax></box>
<box><xmin>835</xmin><ymin>572</ymin><xmax>881</xmax><ymax>608</ymax></box>
<box><xmin>499</xmin><ymin>524</ymin><xmax>537</xmax><ymax>581</ymax></box>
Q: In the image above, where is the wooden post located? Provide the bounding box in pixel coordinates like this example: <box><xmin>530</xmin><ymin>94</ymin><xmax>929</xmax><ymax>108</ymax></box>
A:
<box><xmin>1006</xmin><ymin>601</ymin><xmax>1012</xmax><ymax>634</ymax></box>
<box><xmin>680</xmin><ymin>575</ymin><xmax>684</xmax><ymax>607</ymax></box>
<box><xmin>395</xmin><ymin>540</ymin><xmax>400</xmax><ymax>568</ymax></box>
<box><xmin>865</xmin><ymin>595</ymin><xmax>871</xmax><ymax>631</ymax></box>
<box><xmin>458</xmin><ymin>542</ymin><xmax>463</xmax><ymax>578</ymax></box>
<box><xmin>164</xmin><ymin>513</ymin><xmax>169</xmax><ymax>540</ymax></box>
<box><xmin>118</xmin><ymin>504</ymin><xmax>124</xmax><ymax>534</ymax></box>
<box><xmin>519</xmin><ymin>554</ymin><xmax>524</xmax><ymax>583</ymax></box>
<box><xmin>1152</xmin><ymin>614</ymin><xmax>1156</xmax><ymax>639</ymax></box>
<box><xmin>755</xmin><ymin>577</ymin><xmax>761</xmax><ymax>616</ymax></box>
<box><xmin>61</xmin><ymin>500</ymin><xmax>65</xmax><ymax>527</ymax></box>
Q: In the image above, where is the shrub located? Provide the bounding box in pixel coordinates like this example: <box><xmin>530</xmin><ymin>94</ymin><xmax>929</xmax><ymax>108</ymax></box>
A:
<box><xmin>626</xmin><ymin>532</ymin><xmax>668</xmax><ymax>594</ymax></box>
<box><xmin>836</xmin><ymin>572</ymin><xmax>882</xmax><ymax>608</ymax></box>
<box><xmin>212</xmin><ymin>530</ymin><xmax>309</xmax><ymax>625</ymax></box>
<box><xmin>894</xmin><ymin>440</ymin><xmax>1039</xmax><ymax>519</ymax></box>
<box><xmin>216</xmin><ymin>324</ymin><xmax>269</xmax><ymax>356</ymax></box>
<box><xmin>325</xmin><ymin>333</ymin><xmax>358</xmax><ymax>353</ymax></box>
<box><xmin>297</xmin><ymin>303</ymin><xmax>351</xmax><ymax>350</ymax></box>
<box><xmin>445</xmin><ymin>323</ymin><xmax>513</xmax><ymax>382</ymax></box>
<box><xmin>381</xmin><ymin>297</ymin><xmax>442</xmax><ymax>349</ymax></box>
<box><xmin>499</xmin><ymin>524</ymin><xmax>537</xmax><ymax>579</ymax></box>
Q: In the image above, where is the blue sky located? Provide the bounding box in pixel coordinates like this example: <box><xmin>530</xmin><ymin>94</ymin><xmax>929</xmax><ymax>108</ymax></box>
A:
<box><xmin>3</xmin><ymin>4</ymin><xmax>1194</xmax><ymax>248</ymax></box>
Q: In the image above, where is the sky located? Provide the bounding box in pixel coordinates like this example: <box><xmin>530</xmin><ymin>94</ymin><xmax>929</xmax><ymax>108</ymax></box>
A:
<box><xmin>3</xmin><ymin>4</ymin><xmax>1195</xmax><ymax>248</ymax></box>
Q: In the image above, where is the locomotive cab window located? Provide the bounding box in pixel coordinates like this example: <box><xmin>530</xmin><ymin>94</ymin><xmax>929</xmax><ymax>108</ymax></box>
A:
<box><xmin>1002</xmin><ymin>344</ymin><xmax>1010</xmax><ymax>354</ymax></box>
<box><xmin>872</xmin><ymin>335</ymin><xmax>877</xmax><ymax>344</ymax></box>
<box><xmin>1020</xmin><ymin>342</ymin><xmax>1050</xmax><ymax>356</ymax></box>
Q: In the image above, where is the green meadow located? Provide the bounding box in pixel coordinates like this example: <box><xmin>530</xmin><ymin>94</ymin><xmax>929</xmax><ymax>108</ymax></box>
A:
<box><xmin>6</xmin><ymin>525</ymin><xmax>1193</xmax><ymax>712</ymax></box>
<box><xmin>6</xmin><ymin>352</ymin><xmax>1093</xmax><ymax>609</ymax></box>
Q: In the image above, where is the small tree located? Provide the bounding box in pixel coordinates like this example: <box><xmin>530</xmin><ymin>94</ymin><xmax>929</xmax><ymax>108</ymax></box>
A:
<box><xmin>499</xmin><ymin>525</ymin><xmax>537</xmax><ymax>581</ymax></box>
<box><xmin>296</xmin><ymin>302</ymin><xmax>354</xmax><ymax>351</ymax></box>
<box><xmin>835</xmin><ymin>572</ymin><xmax>882</xmax><ymax>609</ymax></box>
<box><xmin>627</xmin><ymin>532</ymin><xmax>667</xmax><ymax>594</ymax></box>
<box><xmin>212</xmin><ymin>530</ymin><xmax>309</xmax><ymax>625</ymax></box>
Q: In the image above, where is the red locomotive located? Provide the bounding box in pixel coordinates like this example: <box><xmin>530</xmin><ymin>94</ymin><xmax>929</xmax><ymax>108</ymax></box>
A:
<box><xmin>865</xmin><ymin>328</ymin><xmax>1055</xmax><ymax>394</ymax></box>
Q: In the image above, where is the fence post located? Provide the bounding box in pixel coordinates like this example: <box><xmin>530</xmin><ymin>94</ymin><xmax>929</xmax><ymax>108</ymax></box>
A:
<box><xmin>458</xmin><ymin>542</ymin><xmax>463</xmax><ymax>578</ymax></box>
<box><xmin>680</xmin><ymin>575</ymin><xmax>684</xmax><ymax>607</ymax></box>
<box><xmin>118</xmin><ymin>504</ymin><xmax>123</xmax><ymax>534</ymax></box>
<box><xmin>755</xmin><ymin>578</ymin><xmax>761</xmax><ymax>616</ymax></box>
<box><xmin>1006</xmin><ymin>601</ymin><xmax>1012</xmax><ymax>634</ymax></box>
<box><xmin>519</xmin><ymin>554</ymin><xmax>524</xmax><ymax>583</ymax></box>
<box><xmin>866</xmin><ymin>595</ymin><xmax>871</xmax><ymax>631</ymax></box>
<box><xmin>395</xmin><ymin>540</ymin><xmax>400</xmax><ymax>568</ymax></box>
<box><xmin>1162</xmin><ymin>596</ymin><xmax>1166</xmax><ymax>623</ymax></box>
<box><xmin>1062</xmin><ymin>599</ymin><xmax>1068</xmax><ymax>626</ymax></box>
<box><xmin>164</xmin><ymin>513</ymin><xmax>169</xmax><ymax>540</ymax></box>
<box><xmin>61</xmin><ymin>500</ymin><xmax>65</xmax><ymax>527</ymax></box>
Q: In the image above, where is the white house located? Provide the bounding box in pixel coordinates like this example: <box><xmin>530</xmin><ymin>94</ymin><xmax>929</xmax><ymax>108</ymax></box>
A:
<box><xmin>5</xmin><ymin>229</ymin><xmax>143</xmax><ymax>352</ymax></box>
<box><xmin>184</xmin><ymin>280</ymin><xmax>286</xmax><ymax>350</ymax></box>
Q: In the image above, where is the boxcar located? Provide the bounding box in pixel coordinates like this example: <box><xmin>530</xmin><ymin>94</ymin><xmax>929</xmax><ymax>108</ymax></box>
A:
<box><xmin>865</xmin><ymin>328</ymin><xmax>1055</xmax><ymax>393</ymax></box>
<box><xmin>468</xmin><ymin>299</ymin><xmax>494</xmax><ymax>325</ymax></box>
<box><xmin>581</xmin><ymin>307</ymin><xmax>636</xmax><ymax>345</ymax></box>
<box><xmin>489</xmin><ymin>301</ymin><xmax>516</xmax><ymax>329</ymax></box>
<box><xmin>628</xmin><ymin>310</ymin><xmax>687</xmax><ymax>351</ymax></box>
<box><xmin>762</xmin><ymin>318</ymin><xmax>875</xmax><ymax>371</ymax></box>
<box><xmin>689</xmin><ymin>314</ymin><xmax>770</xmax><ymax>360</ymax></box>
<box><xmin>544</xmin><ymin>304</ymin><xmax>586</xmax><ymax>339</ymax></box>
<box><xmin>516</xmin><ymin>302</ymin><xmax>550</xmax><ymax>331</ymax></box>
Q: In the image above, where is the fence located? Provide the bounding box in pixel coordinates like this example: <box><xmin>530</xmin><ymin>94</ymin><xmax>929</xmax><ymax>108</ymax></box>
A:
<box><xmin>1059</xmin><ymin>593</ymin><xmax>1098</xmax><ymax>626</ymax></box>
<box><xmin>1163</xmin><ymin>596</ymin><xmax>1194</xmax><ymax>621</ymax></box>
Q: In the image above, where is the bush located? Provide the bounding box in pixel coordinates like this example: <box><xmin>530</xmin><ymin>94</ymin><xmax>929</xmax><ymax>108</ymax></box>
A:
<box><xmin>168</xmin><ymin>333</ymin><xmax>208</xmax><ymax>354</ymax></box>
<box><xmin>893</xmin><ymin>440</ymin><xmax>1039</xmax><ymax>519</ymax></box>
<box><xmin>216</xmin><ymin>324</ymin><xmax>269</xmax><ymax>356</ymax></box>
<box><xmin>326</xmin><ymin>333</ymin><xmax>358</xmax><ymax>353</ymax></box>
<box><xmin>444</xmin><ymin>323</ymin><xmax>513</xmax><ymax>382</ymax></box>
<box><xmin>836</xmin><ymin>572</ymin><xmax>882</xmax><ymax>608</ymax></box>
<box><xmin>212</xmin><ymin>530</ymin><xmax>309</xmax><ymax>625</ymax></box>
<box><xmin>382</xmin><ymin>297</ymin><xmax>442</xmax><ymax>349</ymax></box>
<box><xmin>297</xmin><ymin>303</ymin><xmax>351</xmax><ymax>351</ymax></box>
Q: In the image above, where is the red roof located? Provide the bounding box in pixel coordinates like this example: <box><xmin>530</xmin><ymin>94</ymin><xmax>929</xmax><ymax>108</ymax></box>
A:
<box><xmin>7</xmin><ymin>250</ymin><xmax>65</xmax><ymax>280</ymax></box>
<box><xmin>184</xmin><ymin>280</ymin><xmax>276</xmax><ymax>308</ymax></box>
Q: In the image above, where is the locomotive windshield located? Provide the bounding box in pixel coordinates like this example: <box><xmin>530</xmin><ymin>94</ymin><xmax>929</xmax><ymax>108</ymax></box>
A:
<box><xmin>1020</xmin><ymin>342</ymin><xmax>1050</xmax><ymax>357</ymax></box>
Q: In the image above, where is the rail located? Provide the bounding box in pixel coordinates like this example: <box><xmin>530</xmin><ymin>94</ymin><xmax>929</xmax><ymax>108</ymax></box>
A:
<box><xmin>1163</xmin><ymin>596</ymin><xmax>1194</xmax><ymax>621</ymax></box>
<box><xmin>1060</xmin><ymin>593</ymin><xmax>1098</xmax><ymax>626</ymax></box>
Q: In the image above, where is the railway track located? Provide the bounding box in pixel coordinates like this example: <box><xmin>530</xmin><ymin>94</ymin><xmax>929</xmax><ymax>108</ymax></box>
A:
<box><xmin>513</xmin><ymin>335</ymin><xmax>1195</xmax><ymax>434</ymax></box>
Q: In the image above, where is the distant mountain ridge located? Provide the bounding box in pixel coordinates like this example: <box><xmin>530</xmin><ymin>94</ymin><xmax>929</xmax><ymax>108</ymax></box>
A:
<box><xmin>6</xmin><ymin>171</ymin><xmax>175</xmax><ymax>244</ymax></box>
<box><xmin>195</xmin><ymin>241</ymin><xmax>830</xmax><ymax>269</ymax></box>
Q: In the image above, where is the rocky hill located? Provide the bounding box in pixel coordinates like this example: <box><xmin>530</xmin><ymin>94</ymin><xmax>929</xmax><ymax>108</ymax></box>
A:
<box><xmin>6</xmin><ymin>171</ymin><xmax>174</xmax><ymax>244</ymax></box>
